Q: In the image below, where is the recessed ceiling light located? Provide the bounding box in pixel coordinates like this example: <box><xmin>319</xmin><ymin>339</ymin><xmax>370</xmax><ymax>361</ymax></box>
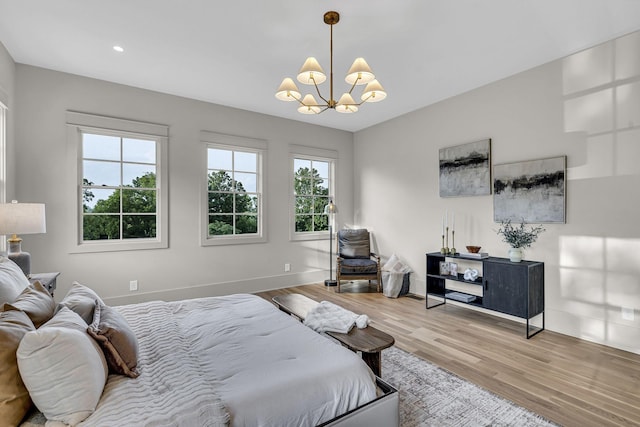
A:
<box><xmin>113</xmin><ymin>45</ymin><xmax>124</xmax><ymax>53</ymax></box>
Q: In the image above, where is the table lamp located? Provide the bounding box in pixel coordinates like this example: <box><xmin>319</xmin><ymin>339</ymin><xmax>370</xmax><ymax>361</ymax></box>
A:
<box><xmin>0</xmin><ymin>200</ymin><xmax>46</xmax><ymax>276</ymax></box>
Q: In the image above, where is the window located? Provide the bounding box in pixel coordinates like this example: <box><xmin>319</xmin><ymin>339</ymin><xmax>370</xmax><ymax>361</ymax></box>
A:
<box><xmin>81</xmin><ymin>133</ymin><xmax>158</xmax><ymax>241</ymax></box>
<box><xmin>290</xmin><ymin>145</ymin><xmax>336</xmax><ymax>240</ymax></box>
<box><xmin>67</xmin><ymin>112</ymin><xmax>168</xmax><ymax>252</ymax></box>
<box><xmin>201</xmin><ymin>131</ymin><xmax>266</xmax><ymax>245</ymax></box>
<box><xmin>207</xmin><ymin>148</ymin><xmax>259</xmax><ymax>236</ymax></box>
<box><xmin>0</xmin><ymin>102</ymin><xmax>6</xmax><ymax>250</ymax></box>
<box><xmin>0</xmin><ymin>101</ymin><xmax>5</xmax><ymax>204</ymax></box>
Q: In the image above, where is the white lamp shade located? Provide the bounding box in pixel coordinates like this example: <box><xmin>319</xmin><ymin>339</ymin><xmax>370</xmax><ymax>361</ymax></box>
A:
<box><xmin>297</xmin><ymin>57</ymin><xmax>327</xmax><ymax>85</ymax></box>
<box><xmin>345</xmin><ymin>58</ymin><xmax>375</xmax><ymax>86</ymax></box>
<box><xmin>361</xmin><ymin>79</ymin><xmax>387</xmax><ymax>103</ymax></box>
<box><xmin>275</xmin><ymin>78</ymin><xmax>301</xmax><ymax>101</ymax></box>
<box><xmin>298</xmin><ymin>94</ymin><xmax>322</xmax><ymax>114</ymax></box>
<box><xmin>335</xmin><ymin>93</ymin><xmax>358</xmax><ymax>113</ymax></box>
<box><xmin>0</xmin><ymin>202</ymin><xmax>46</xmax><ymax>235</ymax></box>
<box><xmin>323</xmin><ymin>200</ymin><xmax>338</xmax><ymax>214</ymax></box>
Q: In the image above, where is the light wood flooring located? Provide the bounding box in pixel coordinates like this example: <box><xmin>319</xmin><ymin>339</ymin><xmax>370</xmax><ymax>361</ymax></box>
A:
<box><xmin>256</xmin><ymin>282</ymin><xmax>640</xmax><ymax>427</ymax></box>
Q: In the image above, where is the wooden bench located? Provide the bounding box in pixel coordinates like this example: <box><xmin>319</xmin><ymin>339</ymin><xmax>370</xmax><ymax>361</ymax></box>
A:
<box><xmin>272</xmin><ymin>293</ymin><xmax>395</xmax><ymax>376</ymax></box>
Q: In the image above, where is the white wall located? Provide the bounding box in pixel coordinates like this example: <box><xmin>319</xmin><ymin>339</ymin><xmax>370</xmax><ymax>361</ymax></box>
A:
<box><xmin>354</xmin><ymin>31</ymin><xmax>640</xmax><ymax>354</ymax></box>
<box><xmin>13</xmin><ymin>65</ymin><xmax>354</xmax><ymax>305</ymax></box>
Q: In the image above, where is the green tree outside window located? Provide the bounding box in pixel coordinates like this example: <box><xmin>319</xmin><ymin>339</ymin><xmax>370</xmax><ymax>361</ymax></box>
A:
<box><xmin>81</xmin><ymin>131</ymin><xmax>159</xmax><ymax>242</ymax></box>
<box><xmin>82</xmin><ymin>172</ymin><xmax>157</xmax><ymax>240</ymax></box>
<box><xmin>294</xmin><ymin>161</ymin><xmax>330</xmax><ymax>233</ymax></box>
<box><xmin>207</xmin><ymin>148</ymin><xmax>259</xmax><ymax>237</ymax></box>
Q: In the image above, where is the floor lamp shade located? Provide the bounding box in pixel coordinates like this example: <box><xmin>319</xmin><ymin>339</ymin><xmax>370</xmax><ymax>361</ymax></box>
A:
<box><xmin>0</xmin><ymin>201</ymin><xmax>46</xmax><ymax>276</ymax></box>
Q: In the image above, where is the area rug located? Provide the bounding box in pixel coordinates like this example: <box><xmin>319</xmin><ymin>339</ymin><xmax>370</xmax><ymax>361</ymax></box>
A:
<box><xmin>382</xmin><ymin>346</ymin><xmax>558</xmax><ymax>427</ymax></box>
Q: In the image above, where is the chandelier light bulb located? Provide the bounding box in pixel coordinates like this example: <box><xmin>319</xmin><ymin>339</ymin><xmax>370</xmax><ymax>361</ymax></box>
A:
<box><xmin>275</xmin><ymin>78</ymin><xmax>301</xmax><ymax>101</ymax></box>
<box><xmin>345</xmin><ymin>58</ymin><xmax>375</xmax><ymax>86</ymax></box>
<box><xmin>298</xmin><ymin>94</ymin><xmax>322</xmax><ymax>114</ymax></box>
<box><xmin>336</xmin><ymin>93</ymin><xmax>358</xmax><ymax>113</ymax></box>
<box><xmin>361</xmin><ymin>79</ymin><xmax>387</xmax><ymax>103</ymax></box>
<box><xmin>297</xmin><ymin>57</ymin><xmax>327</xmax><ymax>85</ymax></box>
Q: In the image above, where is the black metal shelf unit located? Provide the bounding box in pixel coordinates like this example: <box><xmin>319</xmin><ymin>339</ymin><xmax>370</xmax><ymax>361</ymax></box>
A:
<box><xmin>426</xmin><ymin>252</ymin><xmax>545</xmax><ymax>339</ymax></box>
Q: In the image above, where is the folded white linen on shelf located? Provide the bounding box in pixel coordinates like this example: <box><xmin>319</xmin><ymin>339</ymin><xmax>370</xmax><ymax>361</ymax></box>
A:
<box><xmin>303</xmin><ymin>301</ymin><xmax>369</xmax><ymax>334</ymax></box>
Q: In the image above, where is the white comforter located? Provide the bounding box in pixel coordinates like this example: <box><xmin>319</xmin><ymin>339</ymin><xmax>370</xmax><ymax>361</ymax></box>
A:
<box><xmin>80</xmin><ymin>294</ymin><xmax>377</xmax><ymax>427</ymax></box>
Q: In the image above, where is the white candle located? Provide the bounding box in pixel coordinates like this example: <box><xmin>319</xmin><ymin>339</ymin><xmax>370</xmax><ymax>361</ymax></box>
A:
<box><xmin>442</xmin><ymin>215</ymin><xmax>444</xmax><ymax>235</ymax></box>
<box><xmin>445</xmin><ymin>209</ymin><xmax>448</xmax><ymax>228</ymax></box>
<box><xmin>452</xmin><ymin>213</ymin><xmax>455</xmax><ymax>231</ymax></box>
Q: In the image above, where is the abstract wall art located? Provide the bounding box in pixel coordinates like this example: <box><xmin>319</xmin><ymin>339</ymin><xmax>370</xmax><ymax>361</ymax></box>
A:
<box><xmin>439</xmin><ymin>138</ymin><xmax>491</xmax><ymax>197</ymax></box>
<box><xmin>493</xmin><ymin>156</ymin><xmax>566</xmax><ymax>223</ymax></box>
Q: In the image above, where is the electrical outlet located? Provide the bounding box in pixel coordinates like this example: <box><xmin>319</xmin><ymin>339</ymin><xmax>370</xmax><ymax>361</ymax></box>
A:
<box><xmin>129</xmin><ymin>280</ymin><xmax>138</xmax><ymax>291</ymax></box>
<box><xmin>622</xmin><ymin>307</ymin><xmax>634</xmax><ymax>321</ymax></box>
<box><xmin>284</xmin><ymin>263</ymin><xmax>291</xmax><ymax>272</ymax></box>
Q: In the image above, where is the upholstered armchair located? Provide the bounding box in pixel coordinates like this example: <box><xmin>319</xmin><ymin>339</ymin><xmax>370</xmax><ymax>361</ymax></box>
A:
<box><xmin>335</xmin><ymin>229</ymin><xmax>382</xmax><ymax>293</ymax></box>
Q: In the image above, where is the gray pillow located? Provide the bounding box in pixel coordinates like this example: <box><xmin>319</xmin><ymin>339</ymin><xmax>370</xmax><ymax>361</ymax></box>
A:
<box><xmin>3</xmin><ymin>281</ymin><xmax>56</xmax><ymax>328</ymax></box>
<box><xmin>55</xmin><ymin>281</ymin><xmax>105</xmax><ymax>324</ymax></box>
<box><xmin>88</xmin><ymin>301</ymin><xmax>140</xmax><ymax>378</ymax></box>
<box><xmin>0</xmin><ymin>258</ymin><xmax>30</xmax><ymax>305</ymax></box>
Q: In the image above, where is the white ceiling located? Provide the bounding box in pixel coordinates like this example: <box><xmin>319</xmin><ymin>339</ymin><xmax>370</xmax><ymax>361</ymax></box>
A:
<box><xmin>1</xmin><ymin>0</ymin><xmax>640</xmax><ymax>132</ymax></box>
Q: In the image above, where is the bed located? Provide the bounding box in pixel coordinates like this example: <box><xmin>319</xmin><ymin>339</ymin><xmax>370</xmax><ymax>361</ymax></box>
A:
<box><xmin>0</xmin><ymin>259</ymin><xmax>398</xmax><ymax>427</ymax></box>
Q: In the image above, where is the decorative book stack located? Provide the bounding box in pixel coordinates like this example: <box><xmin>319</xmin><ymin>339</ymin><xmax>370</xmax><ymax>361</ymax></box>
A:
<box><xmin>446</xmin><ymin>291</ymin><xmax>477</xmax><ymax>303</ymax></box>
<box><xmin>459</xmin><ymin>252</ymin><xmax>489</xmax><ymax>259</ymax></box>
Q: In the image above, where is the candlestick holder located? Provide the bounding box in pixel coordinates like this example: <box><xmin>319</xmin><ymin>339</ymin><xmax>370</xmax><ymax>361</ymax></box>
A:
<box><xmin>449</xmin><ymin>229</ymin><xmax>457</xmax><ymax>255</ymax></box>
<box><xmin>440</xmin><ymin>235</ymin><xmax>446</xmax><ymax>254</ymax></box>
<box><xmin>445</xmin><ymin>226</ymin><xmax>449</xmax><ymax>249</ymax></box>
<box><xmin>443</xmin><ymin>227</ymin><xmax>450</xmax><ymax>255</ymax></box>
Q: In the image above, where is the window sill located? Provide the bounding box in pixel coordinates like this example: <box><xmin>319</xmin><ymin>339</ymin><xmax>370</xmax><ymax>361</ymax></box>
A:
<box><xmin>201</xmin><ymin>235</ymin><xmax>267</xmax><ymax>246</ymax></box>
<box><xmin>290</xmin><ymin>232</ymin><xmax>330</xmax><ymax>242</ymax></box>
<box><xmin>70</xmin><ymin>239</ymin><xmax>167</xmax><ymax>254</ymax></box>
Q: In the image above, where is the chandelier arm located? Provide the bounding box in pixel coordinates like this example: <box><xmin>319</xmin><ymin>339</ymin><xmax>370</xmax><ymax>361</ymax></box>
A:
<box><xmin>288</xmin><ymin>93</ymin><xmax>305</xmax><ymax>105</ymax></box>
<box><xmin>313</xmin><ymin>80</ymin><xmax>330</xmax><ymax>105</ymax></box>
<box><xmin>354</xmin><ymin>93</ymin><xmax>373</xmax><ymax>106</ymax></box>
<box><xmin>346</xmin><ymin>77</ymin><xmax>360</xmax><ymax>95</ymax></box>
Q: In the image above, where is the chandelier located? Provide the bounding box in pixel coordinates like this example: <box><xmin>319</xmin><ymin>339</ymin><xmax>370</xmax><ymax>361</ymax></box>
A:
<box><xmin>275</xmin><ymin>11</ymin><xmax>387</xmax><ymax>114</ymax></box>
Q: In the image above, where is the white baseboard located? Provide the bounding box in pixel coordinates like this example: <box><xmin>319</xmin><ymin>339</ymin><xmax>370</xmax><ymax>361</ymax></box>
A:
<box><xmin>103</xmin><ymin>270</ymin><xmax>327</xmax><ymax>306</ymax></box>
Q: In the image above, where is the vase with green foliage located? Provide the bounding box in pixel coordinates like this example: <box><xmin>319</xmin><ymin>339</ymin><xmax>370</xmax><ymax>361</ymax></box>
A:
<box><xmin>496</xmin><ymin>219</ymin><xmax>545</xmax><ymax>262</ymax></box>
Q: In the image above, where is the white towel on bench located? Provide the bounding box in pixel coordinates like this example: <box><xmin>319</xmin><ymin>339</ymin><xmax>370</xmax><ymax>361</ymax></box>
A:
<box><xmin>303</xmin><ymin>301</ymin><xmax>370</xmax><ymax>334</ymax></box>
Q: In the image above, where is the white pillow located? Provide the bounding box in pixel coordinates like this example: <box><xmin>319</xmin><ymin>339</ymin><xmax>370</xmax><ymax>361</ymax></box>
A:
<box><xmin>17</xmin><ymin>307</ymin><xmax>108</xmax><ymax>426</ymax></box>
<box><xmin>0</xmin><ymin>257</ymin><xmax>30</xmax><ymax>305</ymax></box>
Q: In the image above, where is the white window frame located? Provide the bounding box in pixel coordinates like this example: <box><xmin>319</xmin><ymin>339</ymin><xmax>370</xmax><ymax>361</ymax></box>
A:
<box><xmin>66</xmin><ymin>111</ymin><xmax>169</xmax><ymax>253</ymax></box>
<box><xmin>200</xmin><ymin>131</ymin><xmax>267</xmax><ymax>246</ymax></box>
<box><xmin>289</xmin><ymin>145</ymin><xmax>337</xmax><ymax>242</ymax></box>
<box><xmin>0</xmin><ymin>101</ymin><xmax>6</xmax><ymax>251</ymax></box>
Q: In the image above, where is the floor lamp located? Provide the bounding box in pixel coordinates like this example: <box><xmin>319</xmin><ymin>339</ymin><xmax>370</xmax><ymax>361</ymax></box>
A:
<box><xmin>324</xmin><ymin>199</ymin><xmax>338</xmax><ymax>286</ymax></box>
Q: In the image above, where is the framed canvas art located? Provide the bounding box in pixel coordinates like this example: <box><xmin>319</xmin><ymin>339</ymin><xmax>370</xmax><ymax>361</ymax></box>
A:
<box><xmin>439</xmin><ymin>139</ymin><xmax>491</xmax><ymax>197</ymax></box>
<box><xmin>493</xmin><ymin>156</ymin><xmax>566</xmax><ymax>223</ymax></box>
